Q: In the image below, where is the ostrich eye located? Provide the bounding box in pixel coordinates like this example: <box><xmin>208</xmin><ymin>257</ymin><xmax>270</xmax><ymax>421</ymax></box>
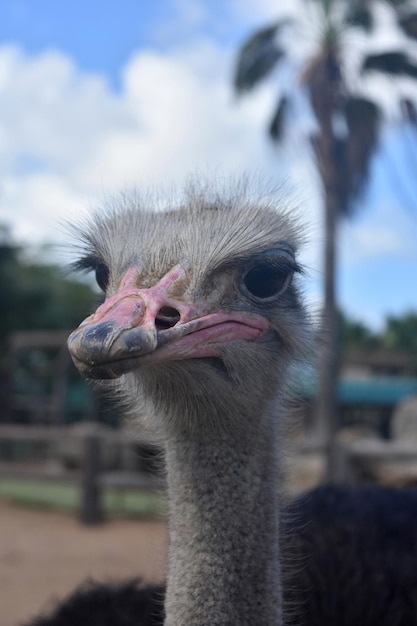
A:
<box><xmin>95</xmin><ymin>263</ymin><xmax>109</xmax><ymax>292</ymax></box>
<box><xmin>243</xmin><ymin>261</ymin><xmax>293</xmax><ymax>300</ymax></box>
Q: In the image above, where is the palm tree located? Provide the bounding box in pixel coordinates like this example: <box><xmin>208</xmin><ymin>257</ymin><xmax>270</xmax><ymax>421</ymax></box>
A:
<box><xmin>234</xmin><ymin>0</ymin><xmax>417</xmax><ymax>479</ymax></box>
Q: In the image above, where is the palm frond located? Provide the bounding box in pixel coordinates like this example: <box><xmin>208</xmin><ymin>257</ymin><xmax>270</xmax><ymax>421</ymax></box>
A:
<box><xmin>345</xmin><ymin>96</ymin><xmax>380</xmax><ymax>127</ymax></box>
<box><xmin>362</xmin><ymin>51</ymin><xmax>417</xmax><ymax>78</ymax></box>
<box><xmin>401</xmin><ymin>98</ymin><xmax>417</xmax><ymax>123</ymax></box>
<box><xmin>234</xmin><ymin>21</ymin><xmax>289</xmax><ymax>94</ymax></box>
<box><xmin>316</xmin><ymin>97</ymin><xmax>381</xmax><ymax>216</ymax></box>
<box><xmin>344</xmin><ymin>97</ymin><xmax>381</xmax><ymax>213</ymax></box>
<box><xmin>268</xmin><ymin>96</ymin><xmax>289</xmax><ymax>142</ymax></box>
<box><xmin>384</xmin><ymin>0</ymin><xmax>413</xmax><ymax>7</ymax></box>
<box><xmin>398</xmin><ymin>12</ymin><xmax>417</xmax><ymax>39</ymax></box>
<box><xmin>345</xmin><ymin>5</ymin><xmax>374</xmax><ymax>31</ymax></box>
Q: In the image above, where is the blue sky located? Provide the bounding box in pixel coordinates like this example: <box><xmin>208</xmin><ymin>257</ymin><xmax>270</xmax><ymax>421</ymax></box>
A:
<box><xmin>1</xmin><ymin>0</ymin><xmax>417</xmax><ymax>329</ymax></box>
<box><xmin>1</xmin><ymin>1</ymin><xmax>170</xmax><ymax>83</ymax></box>
<box><xmin>1</xmin><ymin>0</ymin><xmax>245</xmax><ymax>87</ymax></box>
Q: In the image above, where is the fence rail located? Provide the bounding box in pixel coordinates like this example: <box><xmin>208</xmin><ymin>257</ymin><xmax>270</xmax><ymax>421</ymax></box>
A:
<box><xmin>0</xmin><ymin>424</ymin><xmax>164</xmax><ymax>524</ymax></box>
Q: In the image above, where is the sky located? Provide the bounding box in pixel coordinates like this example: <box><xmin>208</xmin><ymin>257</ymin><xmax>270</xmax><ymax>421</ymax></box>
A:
<box><xmin>0</xmin><ymin>0</ymin><xmax>417</xmax><ymax>329</ymax></box>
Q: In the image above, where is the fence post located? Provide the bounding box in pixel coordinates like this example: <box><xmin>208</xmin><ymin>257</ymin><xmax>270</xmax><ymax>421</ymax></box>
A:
<box><xmin>80</xmin><ymin>426</ymin><xmax>104</xmax><ymax>525</ymax></box>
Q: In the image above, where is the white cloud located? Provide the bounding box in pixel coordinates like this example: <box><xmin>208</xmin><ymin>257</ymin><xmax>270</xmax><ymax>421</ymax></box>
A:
<box><xmin>340</xmin><ymin>191</ymin><xmax>417</xmax><ymax>267</ymax></box>
<box><xmin>93</xmin><ymin>42</ymin><xmax>280</xmax><ymax>186</ymax></box>
<box><xmin>0</xmin><ymin>38</ymin><xmax>309</xmax><ymax>249</ymax></box>
<box><xmin>0</xmin><ymin>173</ymin><xmax>88</xmax><ymax>246</ymax></box>
<box><xmin>341</xmin><ymin>221</ymin><xmax>414</xmax><ymax>266</ymax></box>
<box><xmin>171</xmin><ymin>0</ymin><xmax>210</xmax><ymax>28</ymax></box>
<box><xmin>0</xmin><ymin>45</ymin><xmax>133</xmax><ymax>189</ymax></box>
<box><xmin>230</xmin><ymin>0</ymin><xmax>301</xmax><ymax>24</ymax></box>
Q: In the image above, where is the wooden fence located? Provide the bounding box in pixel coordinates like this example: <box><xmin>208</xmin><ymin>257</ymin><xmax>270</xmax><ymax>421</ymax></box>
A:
<box><xmin>2</xmin><ymin>426</ymin><xmax>417</xmax><ymax>523</ymax></box>
<box><xmin>0</xmin><ymin>425</ymin><xmax>164</xmax><ymax>525</ymax></box>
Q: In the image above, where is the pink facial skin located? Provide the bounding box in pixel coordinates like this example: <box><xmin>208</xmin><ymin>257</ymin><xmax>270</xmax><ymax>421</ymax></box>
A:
<box><xmin>68</xmin><ymin>264</ymin><xmax>269</xmax><ymax>379</ymax></box>
<box><xmin>82</xmin><ymin>265</ymin><xmax>198</xmax><ymax>331</ymax></box>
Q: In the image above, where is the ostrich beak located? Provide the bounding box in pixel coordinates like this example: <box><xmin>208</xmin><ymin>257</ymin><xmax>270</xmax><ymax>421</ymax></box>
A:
<box><xmin>68</xmin><ymin>265</ymin><xmax>268</xmax><ymax>380</ymax></box>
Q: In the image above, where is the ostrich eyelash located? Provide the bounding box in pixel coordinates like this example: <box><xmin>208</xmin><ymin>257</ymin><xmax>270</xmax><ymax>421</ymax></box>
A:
<box><xmin>72</xmin><ymin>254</ymin><xmax>104</xmax><ymax>274</ymax></box>
<box><xmin>72</xmin><ymin>254</ymin><xmax>111</xmax><ymax>292</ymax></box>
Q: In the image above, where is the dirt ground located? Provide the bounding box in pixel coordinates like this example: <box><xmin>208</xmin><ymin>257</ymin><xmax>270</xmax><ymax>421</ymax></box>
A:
<box><xmin>0</xmin><ymin>501</ymin><xmax>168</xmax><ymax>626</ymax></box>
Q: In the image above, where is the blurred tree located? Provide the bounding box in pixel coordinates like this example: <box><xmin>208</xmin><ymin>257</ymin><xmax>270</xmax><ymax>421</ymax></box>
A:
<box><xmin>0</xmin><ymin>228</ymin><xmax>96</xmax><ymax>354</ymax></box>
<box><xmin>234</xmin><ymin>0</ymin><xmax>417</xmax><ymax>479</ymax></box>
<box><xmin>339</xmin><ymin>311</ymin><xmax>379</xmax><ymax>353</ymax></box>
<box><xmin>340</xmin><ymin>310</ymin><xmax>417</xmax><ymax>373</ymax></box>
<box><xmin>383</xmin><ymin>312</ymin><xmax>417</xmax><ymax>372</ymax></box>
<box><xmin>0</xmin><ymin>228</ymin><xmax>97</xmax><ymax>423</ymax></box>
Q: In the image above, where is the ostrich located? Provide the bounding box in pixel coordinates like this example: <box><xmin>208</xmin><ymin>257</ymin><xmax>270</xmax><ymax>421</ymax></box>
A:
<box><xmin>65</xmin><ymin>186</ymin><xmax>308</xmax><ymax>626</ymax></box>
<box><xmin>24</xmin><ymin>186</ymin><xmax>417</xmax><ymax>626</ymax></box>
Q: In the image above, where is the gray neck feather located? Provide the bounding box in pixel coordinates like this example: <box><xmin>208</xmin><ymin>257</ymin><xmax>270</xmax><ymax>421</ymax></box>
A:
<box><xmin>163</xmin><ymin>409</ymin><xmax>283</xmax><ymax>626</ymax></box>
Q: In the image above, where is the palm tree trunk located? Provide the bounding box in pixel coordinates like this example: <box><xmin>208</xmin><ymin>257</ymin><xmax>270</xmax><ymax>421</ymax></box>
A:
<box><xmin>309</xmin><ymin>47</ymin><xmax>343</xmax><ymax>481</ymax></box>
<box><xmin>316</xmin><ymin>188</ymin><xmax>340</xmax><ymax>482</ymax></box>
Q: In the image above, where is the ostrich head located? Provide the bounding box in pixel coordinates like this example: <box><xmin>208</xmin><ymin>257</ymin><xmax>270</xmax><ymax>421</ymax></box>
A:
<box><xmin>68</xmin><ymin>186</ymin><xmax>309</xmax><ymax>440</ymax></box>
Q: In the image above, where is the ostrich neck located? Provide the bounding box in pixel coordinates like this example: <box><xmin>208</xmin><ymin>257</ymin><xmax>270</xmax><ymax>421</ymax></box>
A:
<box><xmin>163</xmin><ymin>415</ymin><xmax>283</xmax><ymax>626</ymax></box>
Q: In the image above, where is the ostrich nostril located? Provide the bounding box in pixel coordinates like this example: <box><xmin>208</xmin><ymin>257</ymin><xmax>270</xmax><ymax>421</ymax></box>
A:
<box><xmin>155</xmin><ymin>306</ymin><xmax>181</xmax><ymax>330</ymax></box>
